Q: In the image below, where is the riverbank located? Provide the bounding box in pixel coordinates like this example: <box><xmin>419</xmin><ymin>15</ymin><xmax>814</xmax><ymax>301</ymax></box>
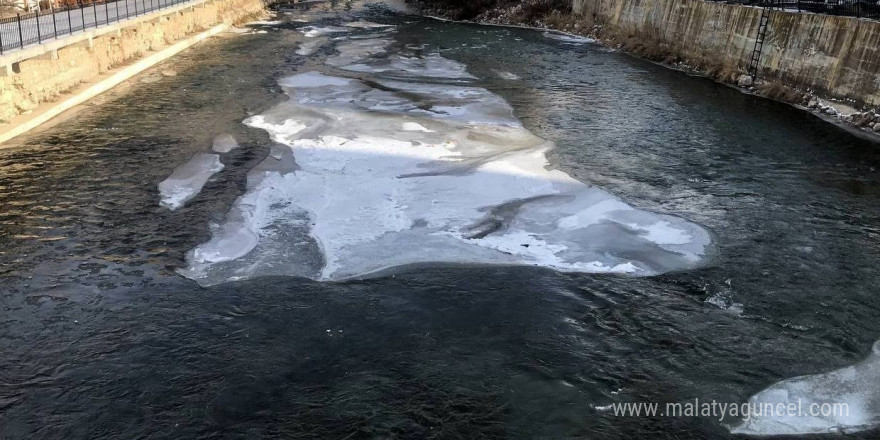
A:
<box><xmin>0</xmin><ymin>0</ymin><xmax>272</xmax><ymax>145</ymax></box>
<box><xmin>410</xmin><ymin>0</ymin><xmax>880</xmax><ymax>139</ymax></box>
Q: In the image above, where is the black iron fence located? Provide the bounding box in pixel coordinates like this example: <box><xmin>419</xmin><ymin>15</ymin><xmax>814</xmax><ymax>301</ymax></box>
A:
<box><xmin>712</xmin><ymin>0</ymin><xmax>880</xmax><ymax>20</ymax></box>
<box><xmin>0</xmin><ymin>0</ymin><xmax>198</xmax><ymax>54</ymax></box>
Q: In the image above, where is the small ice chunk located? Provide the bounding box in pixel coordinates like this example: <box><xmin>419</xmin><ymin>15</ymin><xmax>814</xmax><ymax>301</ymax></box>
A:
<box><xmin>343</xmin><ymin>20</ymin><xmax>395</xmax><ymax>29</ymax></box>
<box><xmin>302</xmin><ymin>26</ymin><xmax>350</xmax><ymax>38</ymax></box>
<box><xmin>278</xmin><ymin>71</ymin><xmax>353</xmax><ymax>88</ymax></box>
<box><xmin>296</xmin><ymin>38</ymin><xmax>326</xmax><ymax>56</ymax></box>
<box><xmin>493</xmin><ymin>70</ymin><xmax>521</xmax><ymax>80</ymax></box>
<box><xmin>731</xmin><ymin>339</ymin><xmax>880</xmax><ymax>435</ymax></box>
<box><xmin>212</xmin><ymin>134</ymin><xmax>239</xmax><ymax>153</ymax></box>
<box><xmin>159</xmin><ymin>153</ymin><xmax>224</xmax><ymax>210</ymax></box>
<box><xmin>401</xmin><ymin>122</ymin><xmax>434</xmax><ymax>132</ymax></box>
<box><xmin>543</xmin><ymin>31</ymin><xmax>595</xmax><ymax>45</ymax></box>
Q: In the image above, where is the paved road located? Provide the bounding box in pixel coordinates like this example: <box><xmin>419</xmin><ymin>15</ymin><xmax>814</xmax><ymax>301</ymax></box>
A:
<box><xmin>0</xmin><ymin>0</ymin><xmax>196</xmax><ymax>54</ymax></box>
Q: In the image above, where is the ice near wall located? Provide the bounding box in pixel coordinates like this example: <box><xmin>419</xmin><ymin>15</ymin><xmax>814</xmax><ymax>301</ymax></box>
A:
<box><xmin>177</xmin><ymin>23</ymin><xmax>713</xmax><ymax>285</ymax></box>
<box><xmin>731</xmin><ymin>339</ymin><xmax>880</xmax><ymax>436</ymax></box>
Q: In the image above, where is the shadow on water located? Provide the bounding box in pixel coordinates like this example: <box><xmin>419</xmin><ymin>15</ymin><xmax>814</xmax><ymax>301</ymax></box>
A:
<box><xmin>0</xmin><ymin>5</ymin><xmax>878</xmax><ymax>439</ymax></box>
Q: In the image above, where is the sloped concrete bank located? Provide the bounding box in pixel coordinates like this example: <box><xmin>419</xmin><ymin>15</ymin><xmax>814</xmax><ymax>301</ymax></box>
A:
<box><xmin>0</xmin><ymin>0</ymin><xmax>269</xmax><ymax>143</ymax></box>
<box><xmin>573</xmin><ymin>0</ymin><xmax>880</xmax><ymax>106</ymax></box>
<box><xmin>416</xmin><ymin>0</ymin><xmax>880</xmax><ymax>135</ymax></box>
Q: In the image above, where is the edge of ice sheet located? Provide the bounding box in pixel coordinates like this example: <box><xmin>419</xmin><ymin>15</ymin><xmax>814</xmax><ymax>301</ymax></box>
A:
<box><xmin>158</xmin><ymin>153</ymin><xmax>224</xmax><ymax>210</ymax></box>
<box><xmin>731</xmin><ymin>339</ymin><xmax>880</xmax><ymax>436</ymax></box>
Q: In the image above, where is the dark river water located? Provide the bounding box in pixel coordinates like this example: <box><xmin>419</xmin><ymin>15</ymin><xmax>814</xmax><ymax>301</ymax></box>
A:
<box><xmin>1</xmin><ymin>4</ymin><xmax>879</xmax><ymax>439</ymax></box>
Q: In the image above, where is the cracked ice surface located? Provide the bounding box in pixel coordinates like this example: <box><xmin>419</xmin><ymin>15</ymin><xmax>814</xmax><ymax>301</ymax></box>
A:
<box><xmin>178</xmin><ymin>29</ymin><xmax>712</xmax><ymax>285</ymax></box>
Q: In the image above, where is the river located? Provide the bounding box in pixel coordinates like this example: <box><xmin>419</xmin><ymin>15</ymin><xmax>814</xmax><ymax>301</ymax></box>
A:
<box><xmin>0</xmin><ymin>3</ymin><xmax>878</xmax><ymax>438</ymax></box>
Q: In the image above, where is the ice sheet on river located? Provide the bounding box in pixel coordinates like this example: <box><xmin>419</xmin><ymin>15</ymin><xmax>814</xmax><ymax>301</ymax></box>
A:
<box><xmin>731</xmin><ymin>340</ymin><xmax>880</xmax><ymax>436</ymax></box>
<box><xmin>158</xmin><ymin>153</ymin><xmax>224</xmax><ymax>210</ymax></box>
<box><xmin>178</xmin><ymin>31</ymin><xmax>711</xmax><ymax>285</ymax></box>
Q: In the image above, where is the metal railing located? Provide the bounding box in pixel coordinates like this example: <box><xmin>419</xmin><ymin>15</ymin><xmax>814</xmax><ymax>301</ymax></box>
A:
<box><xmin>712</xmin><ymin>0</ymin><xmax>880</xmax><ymax>20</ymax></box>
<box><xmin>0</xmin><ymin>0</ymin><xmax>198</xmax><ymax>54</ymax></box>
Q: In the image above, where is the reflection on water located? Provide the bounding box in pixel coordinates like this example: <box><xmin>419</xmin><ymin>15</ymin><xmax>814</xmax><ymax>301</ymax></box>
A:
<box><xmin>0</xmin><ymin>4</ymin><xmax>879</xmax><ymax>439</ymax></box>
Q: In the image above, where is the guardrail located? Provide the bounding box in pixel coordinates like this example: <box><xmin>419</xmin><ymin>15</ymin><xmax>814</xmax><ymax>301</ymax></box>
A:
<box><xmin>0</xmin><ymin>0</ymin><xmax>197</xmax><ymax>54</ymax></box>
<box><xmin>712</xmin><ymin>0</ymin><xmax>880</xmax><ymax>20</ymax></box>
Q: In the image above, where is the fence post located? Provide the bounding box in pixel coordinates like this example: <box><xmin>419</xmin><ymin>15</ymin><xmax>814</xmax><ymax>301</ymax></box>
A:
<box><xmin>36</xmin><ymin>11</ymin><xmax>42</xmax><ymax>43</ymax></box>
<box><xmin>52</xmin><ymin>7</ymin><xmax>58</xmax><ymax>38</ymax></box>
<box><xmin>1</xmin><ymin>21</ymin><xmax>4</xmax><ymax>54</ymax></box>
<box><xmin>104</xmin><ymin>0</ymin><xmax>109</xmax><ymax>23</ymax></box>
<box><xmin>80</xmin><ymin>0</ymin><xmax>86</xmax><ymax>31</ymax></box>
<box><xmin>125</xmin><ymin>0</ymin><xmax>130</xmax><ymax>18</ymax></box>
<box><xmin>857</xmin><ymin>0</ymin><xmax>861</xmax><ymax>17</ymax></box>
<box><xmin>93</xmin><ymin>0</ymin><xmax>98</xmax><ymax>27</ymax></box>
<box><xmin>67</xmin><ymin>6</ymin><xmax>72</xmax><ymax>34</ymax></box>
<box><xmin>17</xmin><ymin>14</ymin><xmax>24</xmax><ymax>48</ymax></box>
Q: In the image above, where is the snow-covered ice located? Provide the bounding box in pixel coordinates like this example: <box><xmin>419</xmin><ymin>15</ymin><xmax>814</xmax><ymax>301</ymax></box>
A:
<box><xmin>178</xmin><ymin>30</ymin><xmax>711</xmax><ymax>285</ymax></box>
<box><xmin>731</xmin><ymin>339</ymin><xmax>880</xmax><ymax>436</ymax></box>
<box><xmin>159</xmin><ymin>153</ymin><xmax>224</xmax><ymax>210</ymax></box>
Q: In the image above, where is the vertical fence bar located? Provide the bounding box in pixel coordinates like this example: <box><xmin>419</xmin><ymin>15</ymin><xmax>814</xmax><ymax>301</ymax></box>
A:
<box><xmin>67</xmin><ymin>5</ymin><xmax>72</xmax><ymax>34</ymax></box>
<box><xmin>1</xmin><ymin>21</ymin><xmax>4</xmax><ymax>55</ymax></box>
<box><xmin>52</xmin><ymin>7</ymin><xmax>58</xmax><ymax>38</ymax></box>
<box><xmin>93</xmin><ymin>0</ymin><xmax>98</xmax><ymax>27</ymax></box>
<box><xmin>17</xmin><ymin>14</ymin><xmax>24</xmax><ymax>48</ymax></box>
<box><xmin>104</xmin><ymin>0</ymin><xmax>109</xmax><ymax>24</ymax></box>
<box><xmin>36</xmin><ymin>11</ymin><xmax>42</xmax><ymax>43</ymax></box>
<box><xmin>80</xmin><ymin>0</ymin><xmax>86</xmax><ymax>31</ymax></box>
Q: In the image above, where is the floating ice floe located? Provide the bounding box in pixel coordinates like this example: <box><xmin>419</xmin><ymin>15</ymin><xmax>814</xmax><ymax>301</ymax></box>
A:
<box><xmin>731</xmin><ymin>339</ymin><xmax>880</xmax><ymax>436</ymax></box>
<box><xmin>493</xmin><ymin>70</ymin><xmax>521</xmax><ymax>80</ymax></box>
<box><xmin>343</xmin><ymin>20</ymin><xmax>395</xmax><ymax>29</ymax></box>
<box><xmin>301</xmin><ymin>26</ymin><xmax>350</xmax><ymax>38</ymax></box>
<box><xmin>212</xmin><ymin>134</ymin><xmax>239</xmax><ymax>153</ymax></box>
<box><xmin>159</xmin><ymin>153</ymin><xmax>224</xmax><ymax>210</ymax></box>
<box><xmin>178</xmin><ymin>30</ymin><xmax>711</xmax><ymax>285</ymax></box>
<box><xmin>543</xmin><ymin>31</ymin><xmax>595</xmax><ymax>45</ymax></box>
<box><xmin>296</xmin><ymin>38</ymin><xmax>327</xmax><ymax>56</ymax></box>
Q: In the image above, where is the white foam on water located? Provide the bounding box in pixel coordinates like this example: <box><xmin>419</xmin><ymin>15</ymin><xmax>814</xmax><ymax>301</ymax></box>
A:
<box><xmin>212</xmin><ymin>134</ymin><xmax>239</xmax><ymax>153</ymax></box>
<box><xmin>731</xmin><ymin>340</ymin><xmax>880</xmax><ymax>435</ymax></box>
<box><xmin>179</xmin><ymin>32</ymin><xmax>711</xmax><ymax>285</ymax></box>
<box><xmin>543</xmin><ymin>31</ymin><xmax>595</xmax><ymax>45</ymax></box>
<box><xmin>159</xmin><ymin>153</ymin><xmax>224</xmax><ymax>210</ymax></box>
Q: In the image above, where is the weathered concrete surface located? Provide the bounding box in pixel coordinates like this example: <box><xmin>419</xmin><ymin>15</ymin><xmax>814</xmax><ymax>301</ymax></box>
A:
<box><xmin>0</xmin><ymin>0</ymin><xmax>267</xmax><ymax>127</ymax></box>
<box><xmin>574</xmin><ymin>0</ymin><xmax>880</xmax><ymax>106</ymax></box>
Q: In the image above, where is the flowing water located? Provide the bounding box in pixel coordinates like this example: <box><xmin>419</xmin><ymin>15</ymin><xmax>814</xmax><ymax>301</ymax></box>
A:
<box><xmin>1</xmin><ymin>4</ymin><xmax>879</xmax><ymax>439</ymax></box>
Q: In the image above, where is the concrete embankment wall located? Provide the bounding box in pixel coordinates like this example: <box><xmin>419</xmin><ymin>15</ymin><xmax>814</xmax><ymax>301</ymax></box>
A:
<box><xmin>0</xmin><ymin>0</ymin><xmax>267</xmax><ymax>125</ymax></box>
<box><xmin>574</xmin><ymin>0</ymin><xmax>880</xmax><ymax>106</ymax></box>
